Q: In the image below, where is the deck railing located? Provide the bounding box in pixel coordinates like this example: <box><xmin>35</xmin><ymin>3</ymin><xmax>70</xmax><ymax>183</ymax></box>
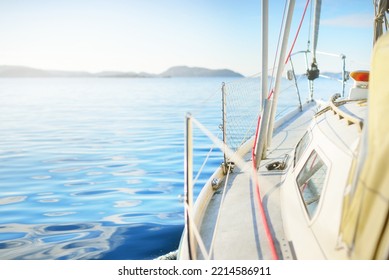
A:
<box><xmin>184</xmin><ymin>113</ymin><xmax>252</xmax><ymax>260</ymax></box>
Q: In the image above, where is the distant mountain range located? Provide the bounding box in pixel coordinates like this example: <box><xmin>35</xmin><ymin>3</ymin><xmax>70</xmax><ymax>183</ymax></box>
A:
<box><xmin>0</xmin><ymin>65</ymin><xmax>244</xmax><ymax>78</ymax></box>
<box><xmin>159</xmin><ymin>66</ymin><xmax>243</xmax><ymax>78</ymax></box>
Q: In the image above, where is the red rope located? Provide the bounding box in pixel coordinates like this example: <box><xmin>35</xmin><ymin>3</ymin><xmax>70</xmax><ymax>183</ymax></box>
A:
<box><xmin>285</xmin><ymin>0</ymin><xmax>311</xmax><ymax>64</ymax></box>
<box><xmin>251</xmin><ymin>116</ymin><xmax>279</xmax><ymax>260</ymax></box>
<box><xmin>267</xmin><ymin>88</ymin><xmax>274</xmax><ymax>100</ymax></box>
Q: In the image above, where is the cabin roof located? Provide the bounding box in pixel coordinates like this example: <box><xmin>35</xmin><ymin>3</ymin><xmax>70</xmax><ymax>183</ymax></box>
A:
<box><xmin>313</xmin><ymin>100</ymin><xmax>367</xmax><ymax>157</ymax></box>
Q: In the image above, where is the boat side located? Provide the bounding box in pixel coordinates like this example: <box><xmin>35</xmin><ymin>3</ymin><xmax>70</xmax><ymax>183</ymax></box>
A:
<box><xmin>280</xmin><ymin>99</ymin><xmax>367</xmax><ymax>259</ymax></box>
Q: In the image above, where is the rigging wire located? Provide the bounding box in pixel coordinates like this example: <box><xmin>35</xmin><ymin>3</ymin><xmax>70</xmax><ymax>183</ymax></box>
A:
<box><xmin>285</xmin><ymin>0</ymin><xmax>311</xmax><ymax>65</ymax></box>
<box><xmin>268</xmin><ymin>0</ymin><xmax>311</xmax><ymax>100</ymax></box>
<box><xmin>307</xmin><ymin>0</ymin><xmax>313</xmax><ymax>51</ymax></box>
<box><xmin>268</xmin><ymin>0</ymin><xmax>289</xmax><ymax>97</ymax></box>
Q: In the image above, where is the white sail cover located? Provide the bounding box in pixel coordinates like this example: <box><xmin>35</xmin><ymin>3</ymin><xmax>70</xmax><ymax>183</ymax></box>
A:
<box><xmin>340</xmin><ymin>32</ymin><xmax>389</xmax><ymax>259</ymax></box>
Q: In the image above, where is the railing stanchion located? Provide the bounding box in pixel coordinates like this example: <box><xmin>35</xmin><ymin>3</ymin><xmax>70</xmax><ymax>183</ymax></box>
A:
<box><xmin>184</xmin><ymin>113</ymin><xmax>196</xmax><ymax>259</ymax></box>
<box><xmin>341</xmin><ymin>54</ymin><xmax>347</xmax><ymax>97</ymax></box>
<box><xmin>221</xmin><ymin>82</ymin><xmax>228</xmax><ymax>174</ymax></box>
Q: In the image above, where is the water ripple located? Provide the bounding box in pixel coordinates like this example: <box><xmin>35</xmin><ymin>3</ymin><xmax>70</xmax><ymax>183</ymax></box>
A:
<box><xmin>114</xmin><ymin>200</ymin><xmax>142</xmax><ymax>208</ymax></box>
<box><xmin>0</xmin><ymin>196</ymin><xmax>28</xmax><ymax>205</ymax></box>
<box><xmin>0</xmin><ymin>77</ymin><xmax>228</xmax><ymax>259</ymax></box>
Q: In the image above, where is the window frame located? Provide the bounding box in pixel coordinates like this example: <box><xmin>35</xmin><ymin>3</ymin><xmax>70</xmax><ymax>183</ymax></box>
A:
<box><xmin>295</xmin><ymin>148</ymin><xmax>329</xmax><ymax>220</ymax></box>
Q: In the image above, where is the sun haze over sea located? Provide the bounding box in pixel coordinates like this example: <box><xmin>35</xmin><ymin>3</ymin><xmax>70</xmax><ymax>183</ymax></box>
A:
<box><xmin>0</xmin><ymin>0</ymin><xmax>373</xmax><ymax>77</ymax></box>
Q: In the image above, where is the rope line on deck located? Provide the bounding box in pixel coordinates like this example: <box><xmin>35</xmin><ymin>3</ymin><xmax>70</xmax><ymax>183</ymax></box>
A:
<box><xmin>251</xmin><ymin>116</ymin><xmax>279</xmax><ymax>260</ymax></box>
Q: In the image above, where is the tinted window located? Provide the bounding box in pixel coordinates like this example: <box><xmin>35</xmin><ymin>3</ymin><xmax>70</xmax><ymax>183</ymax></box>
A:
<box><xmin>296</xmin><ymin>150</ymin><xmax>328</xmax><ymax>218</ymax></box>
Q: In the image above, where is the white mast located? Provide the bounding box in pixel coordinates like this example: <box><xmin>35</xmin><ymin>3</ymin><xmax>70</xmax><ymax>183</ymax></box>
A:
<box><xmin>254</xmin><ymin>0</ymin><xmax>270</xmax><ymax>164</ymax></box>
<box><xmin>265</xmin><ymin>0</ymin><xmax>296</xmax><ymax>149</ymax></box>
<box><xmin>261</xmin><ymin>0</ymin><xmax>269</xmax><ymax>107</ymax></box>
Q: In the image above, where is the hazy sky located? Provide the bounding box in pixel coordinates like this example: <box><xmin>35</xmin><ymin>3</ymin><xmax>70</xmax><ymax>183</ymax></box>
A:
<box><xmin>0</xmin><ymin>0</ymin><xmax>374</xmax><ymax>76</ymax></box>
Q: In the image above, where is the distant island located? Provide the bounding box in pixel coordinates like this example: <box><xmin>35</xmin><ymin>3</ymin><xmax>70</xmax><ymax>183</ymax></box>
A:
<box><xmin>0</xmin><ymin>65</ymin><xmax>244</xmax><ymax>78</ymax></box>
<box><xmin>159</xmin><ymin>66</ymin><xmax>243</xmax><ymax>78</ymax></box>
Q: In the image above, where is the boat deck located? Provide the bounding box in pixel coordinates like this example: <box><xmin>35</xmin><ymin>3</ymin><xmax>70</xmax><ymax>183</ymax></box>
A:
<box><xmin>198</xmin><ymin>103</ymin><xmax>318</xmax><ymax>259</ymax></box>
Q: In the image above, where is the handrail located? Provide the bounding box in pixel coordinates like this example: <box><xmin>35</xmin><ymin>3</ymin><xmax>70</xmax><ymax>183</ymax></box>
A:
<box><xmin>329</xmin><ymin>100</ymin><xmax>364</xmax><ymax>131</ymax></box>
<box><xmin>315</xmin><ymin>94</ymin><xmax>364</xmax><ymax>131</ymax></box>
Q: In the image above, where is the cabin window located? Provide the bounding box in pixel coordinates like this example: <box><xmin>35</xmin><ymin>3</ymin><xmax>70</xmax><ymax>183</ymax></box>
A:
<box><xmin>294</xmin><ymin>131</ymin><xmax>311</xmax><ymax>167</ymax></box>
<box><xmin>296</xmin><ymin>150</ymin><xmax>327</xmax><ymax>218</ymax></box>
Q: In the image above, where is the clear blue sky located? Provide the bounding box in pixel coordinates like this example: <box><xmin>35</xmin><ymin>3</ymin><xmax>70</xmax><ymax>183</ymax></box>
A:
<box><xmin>0</xmin><ymin>0</ymin><xmax>374</xmax><ymax>76</ymax></box>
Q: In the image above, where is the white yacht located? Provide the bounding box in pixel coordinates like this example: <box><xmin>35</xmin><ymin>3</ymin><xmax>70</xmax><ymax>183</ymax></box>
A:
<box><xmin>177</xmin><ymin>0</ymin><xmax>389</xmax><ymax>260</ymax></box>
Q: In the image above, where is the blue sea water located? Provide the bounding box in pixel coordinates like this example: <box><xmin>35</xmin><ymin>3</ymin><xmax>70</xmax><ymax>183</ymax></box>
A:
<box><xmin>0</xmin><ymin>77</ymin><xmax>233</xmax><ymax>260</ymax></box>
<box><xmin>0</xmin><ymin>77</ymin><xmax>347</xmax><ymax>260</ymax></box>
